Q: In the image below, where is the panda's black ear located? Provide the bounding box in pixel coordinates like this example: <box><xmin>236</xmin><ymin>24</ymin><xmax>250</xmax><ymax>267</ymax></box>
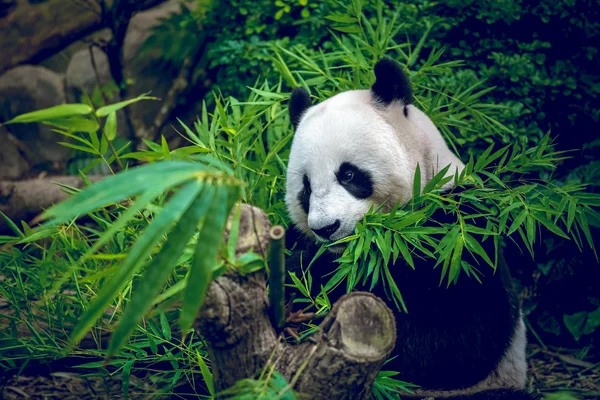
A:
<box><xmin>289</xmin><ymin>87</ymin><xmax>312</xmax><ymax>130</ymax></box>
<box><xmin>371</xmin><ymin>57</ymin><xmax>413</xmax><ymax>106</ymax></box>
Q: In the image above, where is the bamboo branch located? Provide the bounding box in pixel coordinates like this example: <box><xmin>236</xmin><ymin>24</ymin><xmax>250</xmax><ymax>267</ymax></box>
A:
<box><xmin>269</xmin><ymin>225</ymin><xmax>286</xmax><ymax>330</ymax></box>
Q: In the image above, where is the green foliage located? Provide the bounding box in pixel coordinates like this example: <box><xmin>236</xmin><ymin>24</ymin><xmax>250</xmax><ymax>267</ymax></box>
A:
<box><xmin>563</xmin><ymin>307</ymin><xmax>600</xmax><ymax>341</ymax></box>
<box><xmin>1</xmin><ymin>104</ymin><xmax>93</xmax><ymax>123</ymax></box>
<box><xmin>41</xmin><ymin>161</ymin><xmax>241</xmax><ymax>356</ymax></box>
<box><xmin>1</xmin><ymin>2</ymin><xmax>599</xmax><ymax>398</ymax></box>
<box><xmin>218</xmin><ymin>370</ymin><xmax>296</xmax><ymax>400</ymax></box>
<box><xmin>544</xmin><ymin>393</ymin><xmax>580</xmax><ymax>400</ymax></box>
<box><xmin>196</xmin><ymin>0</ymin><xmax>335</xmax><ymax>100</ymax></box>
<box><xmin>372</xmin><ymin>370</ymin><xmax>420</xmax><ymax>399</ymax></box>
<box><xmin>138</xmin><ymin>2</ymin><xmax>208</xmax><ymax>70</ymax></box>
<box><xmin>411</xmin><ymin>0</ymin><xmax>600</xmax><ymax>151</ymax></box>
<box><xmin>193</xmin><ymin>0</ymin><xmax>599</xmax><ymax>156</ymax></box>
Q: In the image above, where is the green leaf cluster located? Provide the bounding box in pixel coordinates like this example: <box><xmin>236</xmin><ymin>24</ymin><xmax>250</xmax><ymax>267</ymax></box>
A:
<box><xmin>41</xmin><ymin>161</ymin><xmax>241</xmax><ymax>357</ymax></box>
<box><xmin>218</xmin><ymin>370</ymin><xmax>296</xmax><ymax>400</ymax></box>
<box><xmin>326</xmin><ymin>136</ymin><xmax>598</xmax><ymax>311</ymax></box>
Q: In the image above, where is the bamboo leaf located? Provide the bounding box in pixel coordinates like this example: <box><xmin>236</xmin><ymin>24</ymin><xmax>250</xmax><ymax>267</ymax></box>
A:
<box><xmin>412</xmin><ymin>164</ymin><xmax>421</xmax><ymax>200</ymax></box>
<box><xmin>179</xmin><ymin>186</ymin><xmax>229</xmax><ymax>336</ymax></box>
<box><xmin>107</xmin><ymin>180</ymin><xmax>207</xmax><ymax>357</ymax></box>
<box><xmin>104</xmin><ymin>111</ymin><xmax>117</xmax><ymax>141</ymax></box>
<box><xmin>44</xmin><ymin>116</ymin><xmax>100</xmax><ymax>133</ymax></box>
<box><xmin>0</xmin><ymin>211</ymin><xmax>24</xmax><ymax>238</ymax></box>
<box><xmin>576</xmin><ymin>214</ymin><xmax>597</xmax><ymax>260</ymax></box>
<box><xmin>567</xmin><ymin>199</ymin><xmax>577</xmax><ymax>231</ymax></box>
<box><xmin>526</xmin><ymin>216</ymin><xmax>536</xmax><ymax>246</ymax></box>
<box><xmin>382</xmin><ymin>260</ymin><xmax>407</xmax><ymax>312</ymax></box>
<box><xmin>57</xmin><ymin>142</ymin><xmax>98</xmax><ymax>154</ymax></box>
<box><xmin>531</xmin><ymin>212</ymin><xmax>569</xmax><ymax>239</ymax></box>
<box><xmin>159</xmin><ymin>312</ymin><xmax>172</xmax><ymax>341</ymax></box>
<box><xmin>197</xmin><ymin>352</ymin><xmax>215</xmax><ymax>396</ymax></box>
<box><xmin>248</xmin><ymin>87</ymin><xmax>285</xmax><ymax>100</ymax></box>
<box><xmin>69</xmin><ymin>180</ymin><xmax>204</xmax><ymax>346</ymax></box>
<box><xmin>474</xmin><ymin>143</ymin><xmax>494</xmax><ymax>171</ymax></box>
<box><xmin>2</xmin><ymin>104</ymin><xmax>93</xmax><ymax>124</ymax></box>
<box><xmin>121</xmin><ymin>360</ymin><xmax>133</xmax><ymax>399</ymax></box>
<box><xmin>464</xmin><ymin>224</ymin><xmax>498</xmax><ymax>235</ymax></box>
<box><xmin>42</xmin><ymin>161</ymin><xmax>206</xmax><ymax>225</ymax></box>
<box><xmin>395</xmin><ymin>235</ymin><xmax>414</xmax><ymax>269</ymax></box>
<box><xmin>576</xmin><ymin>193</ymin><xmax>600</xmax><ymax>206</ymax></box>
<box><xmin>331</xmin><ymin>25</ymin><xmax>363</xmax><ymax>33</ymax></box>
<box><xmin>325</xmin><ymin>14</ymin><xmax>357</xmax><ymax>23</ymax></box>
<box><xmin>508</xmin><ymin>209</ymin><xmax>528</xmax><ymax>236</ymax></box>
<box><xmin>464</xmin><ymin>234</ymin><xmax>494</xmax><ymax>268</ymax></box>
<box><xmin>448</xmin><ymin>235</ymin><xmax>464</xmax><ymax>285</ymax></box>
<box><xmin>96</xmin><ymin>94</ymin><xmax>158</xmax><ymax>117</ymax></box>
<box><xmin>423</xmin><ymin>164</ymin><xmax>451</xmax><ymax>194</ymax></box>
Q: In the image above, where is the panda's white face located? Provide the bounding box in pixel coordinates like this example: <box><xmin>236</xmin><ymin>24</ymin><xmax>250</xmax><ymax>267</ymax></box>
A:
<box><xmin>286</xmin><ymin>90</ymin><xmax>413</xmax><ymax>244</ymax></box>
<box><xmin>286</xmin><ymin>58</ymin><xmax>464</xmax><ymax>250</ymax></box>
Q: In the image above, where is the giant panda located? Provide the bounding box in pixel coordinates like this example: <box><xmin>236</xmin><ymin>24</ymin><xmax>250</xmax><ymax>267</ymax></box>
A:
<box><xmin>284</xmin><ymin>58</ymin><xmax>538</xmax><ymax>400</ymax></box>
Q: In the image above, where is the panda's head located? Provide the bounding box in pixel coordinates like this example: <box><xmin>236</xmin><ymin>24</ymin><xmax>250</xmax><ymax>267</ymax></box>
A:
<box><xmin>285</xmin><ymin>58</ymin><xmax>464</xmax><ymax>251</ymax></box>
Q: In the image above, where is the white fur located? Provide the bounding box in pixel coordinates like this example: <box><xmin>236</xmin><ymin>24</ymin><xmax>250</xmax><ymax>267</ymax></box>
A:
<box><xmin>286</xmin><ymin>89</ymin><xmax>464</xmax><ymax>241</ymax></box>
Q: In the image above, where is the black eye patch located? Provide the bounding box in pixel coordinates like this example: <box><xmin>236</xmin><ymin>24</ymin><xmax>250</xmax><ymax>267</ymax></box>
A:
<box><xmin>336</xmin><ymin>162</ymin><xmax>373</xmax><ymax>199</ymax></box>
<box><xmin>298</xmin><ymin>174</ymin><xmax>311</xmax><ymax>214</ymax></box>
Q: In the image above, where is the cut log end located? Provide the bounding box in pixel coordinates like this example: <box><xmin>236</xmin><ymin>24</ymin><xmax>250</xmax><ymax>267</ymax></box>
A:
<box><xmin>269</xmin><ymin>225</ymin><xmax>285</xmax><ymax>240</ymax></box>
<box><xmin>329</xmin><ymin>293</ymin><xmax>396</xmax><ymax>361</ymax></box>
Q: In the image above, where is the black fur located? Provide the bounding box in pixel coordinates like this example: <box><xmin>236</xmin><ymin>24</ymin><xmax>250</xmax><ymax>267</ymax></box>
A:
<box><xmin>336</xmin><ymin>162</ymin><xmax>374</xmax><ymax>199</ymax></box>
<box><xmin>289</xmin><ymin>87</ymin><xmax>312</xmax><ymax>129</ymax></box>
<box><xmin>298</xmin><ymin>174</ymin><xmax>311</xmax><ymax>214</ymax></box>
<box><xmin>286</xmin><ymin>191</ymin><xmax>524</xmax><ymax>391</ymax></box>
<box><xmin>372</xmin><ymin>57</ymin><xmax>414</xmax><ymax>106</ymax></box>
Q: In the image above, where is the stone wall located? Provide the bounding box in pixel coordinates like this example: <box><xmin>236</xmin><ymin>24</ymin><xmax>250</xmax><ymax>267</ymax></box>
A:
<box><xmin>0</xmin><ymin>0</ymin><xmax>193</xmax><ymax>180</ymax></box>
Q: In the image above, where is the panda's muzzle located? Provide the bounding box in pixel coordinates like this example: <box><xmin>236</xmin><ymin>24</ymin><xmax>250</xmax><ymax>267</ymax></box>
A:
<box><xmin>310</xmin><ymin>219</ymin><xmax>341</xmax><ymax>241</ymax></box>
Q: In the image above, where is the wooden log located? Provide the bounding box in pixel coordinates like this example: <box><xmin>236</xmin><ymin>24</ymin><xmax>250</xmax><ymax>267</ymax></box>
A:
<box><xmin>0</xmin><ymin>175</ymin><xmax>103</xmax><ymax>232</ymax></box>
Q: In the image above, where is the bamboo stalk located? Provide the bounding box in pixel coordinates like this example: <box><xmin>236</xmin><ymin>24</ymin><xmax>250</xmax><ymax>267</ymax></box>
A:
<box><xmin>268</xmin><ymin>225</ymin><xmax>286</xmax><ymax>330</ymax></box>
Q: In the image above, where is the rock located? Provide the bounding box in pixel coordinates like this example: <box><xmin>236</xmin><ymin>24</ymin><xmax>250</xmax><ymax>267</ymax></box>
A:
<box><xmin>0</xmin><ymin>127</ymin><xmax>29</xmax><ymax>179</ymax></box>
<box><xmin>126</xmin><ymin>0</ymin><xmax>184</xmax><ymax>60</ymax></box>
<box><xmin>65</xmin><ymin>45</ymin><xmax>114</xmax><ymax>103</ymax></box>
<box><xmin>64</xmin><ymin>0</ymin><xmax>186</xmax><ymax>141</ymax></box>
<box><xmin>0</xmin><ymin>65</ymin><xmax>70</xmax><ymax>176</ymax></box>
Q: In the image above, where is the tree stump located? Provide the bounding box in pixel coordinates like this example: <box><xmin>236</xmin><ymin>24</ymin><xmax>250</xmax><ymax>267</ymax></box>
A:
<box><xmin>0</xmin><ymin>175</ymin><xmax>103</xmax><ymax>233</ymax></box>
<box><xmin>194</xmin><ymin>205</ymin><xmax>397</xmax><ymax>399</ymax></box>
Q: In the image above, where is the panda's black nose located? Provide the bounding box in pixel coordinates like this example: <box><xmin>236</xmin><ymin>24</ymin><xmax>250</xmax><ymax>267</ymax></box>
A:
<box><xmin>312</xmin><ymin>220</ymin><xmax>341</xmax><ymax>240</ymax></box>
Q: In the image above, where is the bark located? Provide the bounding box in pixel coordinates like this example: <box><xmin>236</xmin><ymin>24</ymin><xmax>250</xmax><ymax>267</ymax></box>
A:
<box><xmin>0</xmin><ymin>0</ymin><xmax>166</xmax><ymax>74</ymax></box>
<box><xmin>195</xmin><ymin>206</ymin><xmax>398</xmax><ymax>399</ymax></box>
<box><xmin>0</xmin><ymin>175</ymin><xmax>102</xmax><ymax>232</ymax></box>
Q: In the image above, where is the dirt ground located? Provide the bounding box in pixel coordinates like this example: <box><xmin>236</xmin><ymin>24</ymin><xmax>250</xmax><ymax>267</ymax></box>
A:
<box><xmin>1</xmin><ymin>344</ymin><xmax>598</xmax><ymax>399</ymax></box>
<box><xmin>527</xmin><ymin>344</ymin><xmax>600</xmax><ymax>399</ymax></box>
